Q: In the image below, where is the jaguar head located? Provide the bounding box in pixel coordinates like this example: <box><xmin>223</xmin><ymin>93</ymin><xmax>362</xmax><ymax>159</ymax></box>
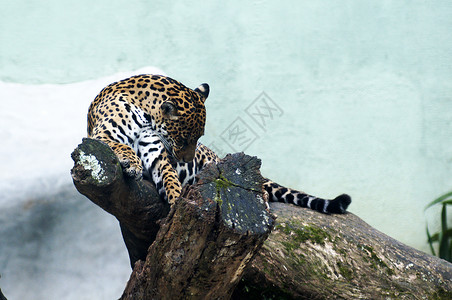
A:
<box><xmin>160</xmin><ymin>82</ymin><xmax>209</xmax><ymax>163</ymax></box>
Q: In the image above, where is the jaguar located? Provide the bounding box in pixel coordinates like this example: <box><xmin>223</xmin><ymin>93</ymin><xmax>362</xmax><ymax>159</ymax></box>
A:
<box><xmin>87</xmin><ymin>74</ymin><xmax>351</xmax><ymax>214</ymax></box>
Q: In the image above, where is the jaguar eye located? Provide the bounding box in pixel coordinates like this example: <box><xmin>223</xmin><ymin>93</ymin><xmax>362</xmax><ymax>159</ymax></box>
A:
<box><xmin>161</xmin><ymin>102</ymin><xmax>178</xmax><ymax>120</ymax></box>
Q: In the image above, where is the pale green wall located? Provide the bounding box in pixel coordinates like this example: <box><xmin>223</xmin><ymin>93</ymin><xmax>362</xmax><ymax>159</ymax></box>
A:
<box><xmin>2</xmin><ymin>0</ymin><xmax>452</xmax><ymax>252</ymax></box>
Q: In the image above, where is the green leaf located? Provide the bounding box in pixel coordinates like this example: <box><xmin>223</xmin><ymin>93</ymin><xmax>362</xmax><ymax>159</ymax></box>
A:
<box><xmin>441</xmin><ymin>203</ymin><xmax>448</xmax><ymax>233</ymax></box>
<box><xmin>425</xmin><ymin>190</ymin><xmax>452</xmax><ymax>262</ymax></box>
<box><xmin>449</xmin><ymin>239</ymin><xmax>452</xmax><ymax>263</ymax></box>
<box><xmin>450</xmin><ymin>239</ymin><xmax>452</xmax><ymax>263</ymax></box>
<box><xmin>438</xmin><ymin>204</ymin><xmax>450</xmax><ymax>260</ymax></box>
<box><xmin>425</xmin><ymin>191</ymin><xmax>452</xmax><ymax>211</ymax></box>
<box><xmin>442</xmin><ymin>199</ymin><xmax>452</xmax><ymax>206</ymax></box>
<box><xmin>426</xmin><ymin>226</ymin><xmax>436</xmax><ymax>256</ymax></box>
<box><xmin>428</xmin><ymin>232</ymin><xmax>440</xmax><ymax>242</ymax></box>
<box><xmin>427</xmin><ymin>230</ymin><xmax>452</xmax><ymax>243</ymax></box>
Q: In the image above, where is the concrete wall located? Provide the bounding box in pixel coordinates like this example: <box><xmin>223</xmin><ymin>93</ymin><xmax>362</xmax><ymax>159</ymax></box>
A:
<box><xmin>1</xmin><ymin>1</ymin><xmax>451</xmax><ymax>298</ymax></box>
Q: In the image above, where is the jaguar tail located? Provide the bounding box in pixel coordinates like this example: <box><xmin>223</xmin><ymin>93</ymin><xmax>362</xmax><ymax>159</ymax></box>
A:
<box><xmin>263</xmin><ymin>180</ymin><xmax>351</xmax><ymax>214</ymax></box>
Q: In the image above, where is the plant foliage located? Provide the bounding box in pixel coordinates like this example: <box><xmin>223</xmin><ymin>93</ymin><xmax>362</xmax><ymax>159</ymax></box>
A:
<box><xmin>424</xmin><ymin>191</ymin><xmax>452</xmax><ymax>262</ymax></box>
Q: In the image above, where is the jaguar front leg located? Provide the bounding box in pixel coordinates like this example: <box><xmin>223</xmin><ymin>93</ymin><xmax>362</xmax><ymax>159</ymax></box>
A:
<box><xmin>153</xmin><ymin>152</ymin><xmax>182</xmax><ymax>204</ymax></box>
<box><xmin>135</xmin><ymin>131</ymin><xmax>181</xmax><ymax>204</ymax></box>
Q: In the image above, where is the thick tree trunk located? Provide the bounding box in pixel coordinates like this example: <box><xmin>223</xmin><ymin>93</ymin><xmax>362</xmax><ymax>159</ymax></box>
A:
<box><xmin>71</xmin><ymin>138</ymin><xmax>275</xmax><ymax>299</ymax></box>
<box><xmin>71</xmin><ymin>138</ymin><xmax>452</xmax><ymax>299</ymax></box>
<box><xmin>234</xmin><ymin>203</ymin><xmax>452</xmax><ymax>299</ymax></box>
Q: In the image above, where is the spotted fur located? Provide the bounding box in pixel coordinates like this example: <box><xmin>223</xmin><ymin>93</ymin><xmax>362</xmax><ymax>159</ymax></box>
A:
<box><xmin>87</xmin><ymin>74</ymin><xmax>351</xmax><ymax>213</ymax></box>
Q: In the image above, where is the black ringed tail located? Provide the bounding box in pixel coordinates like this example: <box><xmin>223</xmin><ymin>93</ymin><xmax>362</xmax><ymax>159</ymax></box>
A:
<box><xmin>263</xmin><ymin>180</ymin><xmax>351</xmax><ymax>214</ymax></box>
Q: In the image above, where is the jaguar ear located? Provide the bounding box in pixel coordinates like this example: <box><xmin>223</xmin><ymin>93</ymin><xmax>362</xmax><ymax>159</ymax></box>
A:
<box><xmin>195</xmin><ymin>83</ymin><xmax>209</xmax><ymax>102</ymax></box>
<box><xmin>161</xmin><ymin>101</ymin><xmax>178</xmax><ymax>120</ymax></box>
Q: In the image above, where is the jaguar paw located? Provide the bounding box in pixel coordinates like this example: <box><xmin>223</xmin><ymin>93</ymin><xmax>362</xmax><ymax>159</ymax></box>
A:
<box><xmin>119</xmin><ymin>158</ymin><xmax>143</xmax><ymax>180</ymax></box>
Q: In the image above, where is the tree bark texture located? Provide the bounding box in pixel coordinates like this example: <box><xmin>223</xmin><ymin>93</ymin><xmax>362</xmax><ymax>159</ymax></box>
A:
<box><xmin>234</xmin><ymin>203</ymin><xmax>452</xmax><ymax>299</ymax></box>
<box><xmin>71</xmin><ymin>138</ymin><xmax>170</xmax><ymax>266</ymax></box>
<box><xmin>71</xmin><ymin>138</ymin><xmax>452</xmax><ymax>299</ymax></box>
<box><xmin>71</xmin><ymin>138</ymin><xmax>275</xmax><ymax>299</ymax></box>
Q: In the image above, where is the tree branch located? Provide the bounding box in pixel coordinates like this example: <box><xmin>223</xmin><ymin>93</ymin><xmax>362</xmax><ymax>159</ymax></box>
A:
<box><xmin>71</xmin><ymin>138</ymin><xmax>274</xmax><ymax>298</ymax></box>
<box><xmin>234</xmin><ymin>203</ymin><xmax>452</xmax><ymax>299</ymax></box>
<box><xmin>71</xmin><ymin>138</ymin><xmax>170</xmax><ymax>266</ymax></box>
<box><xmin>71</xmin><ymin>138</ymin><xmax>452</xmax><ymax>299</ymax></box>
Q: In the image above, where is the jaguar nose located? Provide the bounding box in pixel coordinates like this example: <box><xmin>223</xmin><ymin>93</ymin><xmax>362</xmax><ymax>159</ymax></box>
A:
<box><xmin>180</xmin><ymin>143</ymin><xmax>196</xmax><ymax>163</ymax></box>
<box><xmin>182</xmin><ymin>152</ymin><xmax>195</xmax><ymax>163</ymax></box>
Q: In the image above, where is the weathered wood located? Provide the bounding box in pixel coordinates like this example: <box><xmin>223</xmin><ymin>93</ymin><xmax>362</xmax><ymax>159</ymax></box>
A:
<box><xmin>71</xmin><ymin>139</ymin><xmax>275</xmax><ymax>299</ymax></box>
<box><xmin>71</xmin><ymin>138</ymin><xmax>170</xmax><ymax>266</ymax></box>
<box><xmin>71</xmin><ymin>138</ymin><xmax>452</xmax><ymax>299</ymax></box>
<box><xmin>120</xmin><ymin>153</ymin><xmax>275</xmax><ymax>299</ymax></box>
<box><xmin>233</xmin><ymin>203</ymin><xmax>452</xmax><ymax>299</ymax></box>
